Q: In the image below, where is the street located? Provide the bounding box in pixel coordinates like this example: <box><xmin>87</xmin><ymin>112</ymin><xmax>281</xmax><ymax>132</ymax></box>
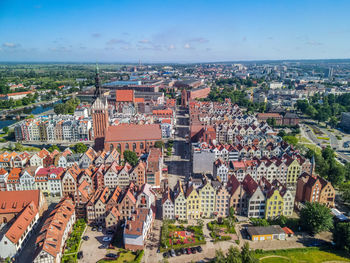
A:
<box><xmin>165</xmin><ymin>107</ymin><xmax>191</xmax><ymax>188</ymax></box>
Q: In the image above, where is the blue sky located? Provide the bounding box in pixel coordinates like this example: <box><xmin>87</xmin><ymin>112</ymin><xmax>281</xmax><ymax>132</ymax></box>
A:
<box><xmin>0</xmin><ymin>0</ymin><xmax>350</xmax><ymax>62</ymax></box>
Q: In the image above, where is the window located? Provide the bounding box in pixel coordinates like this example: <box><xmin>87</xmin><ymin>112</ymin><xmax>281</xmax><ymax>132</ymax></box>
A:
<box><xmin>125</xmin><ymin>143</ymin><xmax>129</xmax><ymax>150</ymax></box>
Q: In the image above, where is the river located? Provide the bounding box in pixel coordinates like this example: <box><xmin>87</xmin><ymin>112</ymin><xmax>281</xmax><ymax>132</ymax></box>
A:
<box><xmin>0</xmin><ymin>103</ymin><xmax>58</xmax><ymax>129</ymax></box>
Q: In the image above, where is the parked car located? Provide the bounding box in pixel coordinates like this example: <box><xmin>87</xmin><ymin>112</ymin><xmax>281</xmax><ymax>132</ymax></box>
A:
<box><xmin>187</xmin><ymin>248</ymin><xmax>192</xmax><ymax>254</ymax></box>
<box><xmin>156</xmin><ymin>248</ymin><xmax>160</xmax><ymax>253</ymax></box>
<box><xmin>191</xmin><ymin>247</ymin><xmax>197</xmax><ymax>254</ymax></box>
<box><xmin>196</xmin><ymin>246</ymin><xmax>203</xmax><ymax>252</ymax></box>
<box><xmin>77</xmin><ymin>251</ymin><xmax>83</xmax><ymax>259</ymax></box>
<box><xmin>170</xmin><ymin>249</ymin><xmax>176</xmax><ymax>257</ymax></box>
<box><xmin>102</xmin><ymin>236</ymin><xmax>112</xmax><ymax>242</ymax></box>
<box><xmin>163</xmin><ymin>252</ymin><xmax>169</xmax><ymax>258</ymax></box>
<box><xmin>175</xmin><ymin>249</ymin><xmax>181</xmax><ymax>256</ymax></box>
<box><xmin>106</xmin><ymin>253</ymin><xmax>118</xmax><ymax>259</ymax></box>
<box><xmin>82</xmin><ymin>236</ymin><xmax>89</xmax><ymax>241</ymax></box>
<box><xmin>98</xmin><ymin>226</ymin><xmax>103</xmax><ymax>232</ymax></box>
<box><xmin>181</xmin><ymin>248</ymin><xmax>187</xmax><ymax>254</ymax></box>
<box><xmin>92</xmin><ymin>227</ymin><xmax>97</xmax><ymax>231</ymax></box>
<box><xmin>99</xmin><ymin>244</ymin><xmax>108</xmax><ymax>249</ymax></box>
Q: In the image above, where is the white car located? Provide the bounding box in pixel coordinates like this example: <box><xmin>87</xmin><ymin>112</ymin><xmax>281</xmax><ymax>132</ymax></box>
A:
<box><xmin>102</xmin><ymin>236</ymin><xmax>112</xmax><ymax>242</ymax></box>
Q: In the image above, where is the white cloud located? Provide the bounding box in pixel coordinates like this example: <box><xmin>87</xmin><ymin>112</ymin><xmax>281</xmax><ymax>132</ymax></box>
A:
<box><xmin>106</xmin><ymin>39</ymin><xmax>129</xmax><ymax>45</ymax></box>
<box><xmin>3</xmin><ymin>42</ymin><xmax>20</xmax><ymax>48</ymax></box>
<box><xmin>138</xmin><ymin>39</ymin><xmax>150</xmax><ymax>44</ymax></box>
<box><xmin>168</xmin><ymin>44</ymin><xmax>175</xmax><ymax>50</ymax></box>
<box><xmin>184</xmin><ymin>43</ymin><xmax>191</xmax><ymax>49</ymax></box>
<box><xmin>188</xmin><ymin>37</ymin><xmax>209</xmax><ymax>43</ymax></box>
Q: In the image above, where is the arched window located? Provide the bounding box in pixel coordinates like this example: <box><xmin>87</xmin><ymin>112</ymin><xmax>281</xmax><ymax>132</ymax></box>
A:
<box><xmin>125</xmin><ymin>143</ymin><xmax>129</xmax><ymax>150</ymax></box>
<box><xmin>133</xmin><ymin>143</ymin><xmax>136</xmax><ymax>151</ymax></box>
<box><xmin>140</xmin><ymin>142</ymin><xmax>144</xmax><ymax>149</ymax></box>
<box><xmin>110</xmin><ymin>144</ymin><xmax>114</xmax><ymax>151</ymax></box>
<box><xmin>3</xmin><ymin>217</ymin><xmax>7</xmax><ymax>223</ymax></box>
<box><xmin>117</xmin><ymin>144</ymin><xmax>121</xmax><ymax>152</ymax></box>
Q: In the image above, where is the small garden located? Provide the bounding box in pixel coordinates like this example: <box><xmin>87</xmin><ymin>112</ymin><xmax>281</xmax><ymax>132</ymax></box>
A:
<box><xmin>208</xmin><ymin>217</ymin><xmax>236</xmax><ymax>243</ymax></box>
<box><xmin>160</xmin><ymin>220</ymin><xmax>206</xmax><ymax>252</ymax></box>
<box><xmin>61</xmin><ymin>219</ymin><xmax>87</xmax><ymax>262</ymax></box>
<box><xmin>97</xmin><ymin>249</ymin><xmax>143</xmax><ymax>263</ymax></box>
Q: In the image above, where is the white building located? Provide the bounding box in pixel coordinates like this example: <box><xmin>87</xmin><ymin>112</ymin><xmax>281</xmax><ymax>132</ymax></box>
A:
<box><xmin>0</xmin><ymin>201</ymin><xmax>39</xmax><ymax>259</ymax></box>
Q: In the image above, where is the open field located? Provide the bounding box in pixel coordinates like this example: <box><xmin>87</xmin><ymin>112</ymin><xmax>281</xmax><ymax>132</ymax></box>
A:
<box><xmin>257</xmin><ymin>248</ymin><xmax>350</xmax><ymax>263</ymax></box>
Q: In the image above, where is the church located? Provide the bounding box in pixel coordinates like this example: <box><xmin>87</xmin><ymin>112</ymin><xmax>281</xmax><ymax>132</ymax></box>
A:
<box><xmin>91</xmin><ymin>66</ymin><xmax>162</xmax><ymax>155</ymax></box>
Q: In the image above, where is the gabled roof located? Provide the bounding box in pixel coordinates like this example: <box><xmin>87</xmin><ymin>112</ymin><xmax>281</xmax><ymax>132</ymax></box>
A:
<box><xmin>0</xmin><ymin>190</ymin><xmax>41</xmax><ymax>214</ymax></box>
<box><xmin>5</xmin><ymin>201</ymin><xmax>38</xmax><ymax>244</ymax></box>
<box><xmin>242</xmin><ymin>174</ymin><xmax>258</xmax><ymax>196</ymax></box>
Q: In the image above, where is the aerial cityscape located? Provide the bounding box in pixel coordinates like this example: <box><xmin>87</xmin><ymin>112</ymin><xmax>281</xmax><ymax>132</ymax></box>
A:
<box><xmin>1</xmin><ymin>1</ymin><xmax>350</xmax><ymax>263</ymax></box>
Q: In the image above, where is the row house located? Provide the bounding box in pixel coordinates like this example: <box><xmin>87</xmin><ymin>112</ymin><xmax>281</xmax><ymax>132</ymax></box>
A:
<box><xmin>35</xmin><ymin>166</ymin><xmax>65</xmax><ymax>197</ymax></box>
<box><xmin>295</xmin><ymin>172</ymin><xmax>335</xmax><ymax>208</ymax></box>
<box><xmin>33</xmin><ymin>198</ymin><xmax>76</xmax><ymax>263</ymax></box>
<box><xmin>61</xmin><ymin>164</ymin><xmax>81</xmax><ymax>197</ymax></box>
<box><xmin>124</xmin><ymin>207</ymin><xmax>154</xmax><ymax>251</ymax></box>
<box><xmin>0</xmin><ymin>201</ymin><xmax>39</xmax><ymax>259</ymax></box>
<box><xmin>15</xmin><ymin>115</ymin><xmax>93</xmax><ymax>143</ymax></box>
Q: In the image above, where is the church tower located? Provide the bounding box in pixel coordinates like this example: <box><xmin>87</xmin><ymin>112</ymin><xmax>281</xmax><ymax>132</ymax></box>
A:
<box><xmin>91</xmin><ymin>65</ymin><xmax>109</xmax><ymax>150</ymax></box>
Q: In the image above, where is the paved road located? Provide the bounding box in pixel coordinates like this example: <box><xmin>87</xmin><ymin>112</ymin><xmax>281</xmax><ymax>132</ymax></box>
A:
<box><xmin>165</xmin><ymin>107</ymin><xmax>191</xmax><ymax>188</ymax></box>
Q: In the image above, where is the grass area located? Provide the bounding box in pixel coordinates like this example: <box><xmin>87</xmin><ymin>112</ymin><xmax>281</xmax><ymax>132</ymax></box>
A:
<box><xmin>256</xmin><ymin>247</ymin><xmax>350</xmax><ymax>263</ymax></box>
<box><xmin>63</xmin><ymin>219</ymin><xmax>86</xmax><ymax>255</ymax></box>
<box><xmin>299</xmin><ymin>143</ymin><xmax>322</xmax><ymax>155</ymax></box>
<box><xmin>297</xmin><ymin>136</ymin><xmax>312</xmax><ymax>143</ymax></box>
<box><xmin>260</xmin><ymin>257</ymin><xmax>290</xmax><ymax>263</ymax></box>
<box><xmin>97</xmin><ymin>249</ymin><xmax>143</xmax><ymax>263</ymax></box>
<box><xmin>207</xmin><ymin>218</ymin><xmax>236</xmax><ymax>242</ymax></box>
<box><xmin>316</xmin><ymin>136</ymin><xmax>330</xmax><ymax>141</ymax></box>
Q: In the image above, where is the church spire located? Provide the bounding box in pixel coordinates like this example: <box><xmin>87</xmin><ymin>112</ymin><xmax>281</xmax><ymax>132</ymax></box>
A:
<box><xmin>94</xmin><ymin>63</ymin><xmax>102</xmax><ymax>99</ymax></box>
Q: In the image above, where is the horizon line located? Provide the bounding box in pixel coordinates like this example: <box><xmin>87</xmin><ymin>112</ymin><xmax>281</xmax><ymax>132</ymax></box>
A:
<box><xmin>1</xmin><ymin>58</ymin><xmax>350</xmax><ymax>65</ymax></box>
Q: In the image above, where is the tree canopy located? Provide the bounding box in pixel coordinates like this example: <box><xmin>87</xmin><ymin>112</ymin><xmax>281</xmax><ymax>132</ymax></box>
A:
<box><xmin>300</xmin><ymin>202</ymin><xmax>333</xmax><ymax>235</ymax></box>
<box><xmin>333</xmin><ymin>222</ymin><xmax>350</xmax><ymax>254</ymax></box>
<box><xmin>123</xmin><ymin>150</ymin><xmax>138</xmax><ymax>166</ymax></box>
<box><xmin>72</xmin><ymin>142</ymin><xmax>88</xmax><ymax>153</ymax></box>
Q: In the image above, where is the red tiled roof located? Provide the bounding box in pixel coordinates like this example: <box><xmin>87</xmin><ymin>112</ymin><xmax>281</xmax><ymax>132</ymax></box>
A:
<box><xmin>5</xmin><ymin>201</ymin><xmax>38</xmax><ymax>244</ymax></box>
<box><xmin>105</xmin><ymin>124</ymin><xmax>162</xmax><ymax>142</ymax></box>
<box><xmin>116</xmin><ymin>90</ymin><xmax>134</xmax><ymax>102</ymax></box>
<box><xmin>0</xmin><ymin>190</ymin><xmax>41</xmax><ymax>214</ymax></box>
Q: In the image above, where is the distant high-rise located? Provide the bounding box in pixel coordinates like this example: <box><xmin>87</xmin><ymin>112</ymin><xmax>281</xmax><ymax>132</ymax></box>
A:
<box><xmin>326</xmin><ymin>67</ymin><xmax>334</xmax><ymax>79</ymax></box>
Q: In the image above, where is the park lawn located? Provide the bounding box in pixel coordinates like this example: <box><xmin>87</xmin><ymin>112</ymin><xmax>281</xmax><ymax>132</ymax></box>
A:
<box><xmin>256</xmin><ymin>248</ymin><xmax>350</xmax><ymax>263</ymax></box>
<box><xmin>260</xmin><ymin>257</ymin><xmax>290</xmax><ymax>263</ymax></box>
<box><xmin>299</xmin><ymin>143</ymin><xmax>322</xmax><ymax>155</ymax></box>
<box><xmin>297</xmin><ymin>136</ymin><xmax>312</xmax><ymax>144</ymax></box>
<box><xmin>97</xmin><ymin>250</ymin><xmax>137</xmax><ymax>263</ymax></box>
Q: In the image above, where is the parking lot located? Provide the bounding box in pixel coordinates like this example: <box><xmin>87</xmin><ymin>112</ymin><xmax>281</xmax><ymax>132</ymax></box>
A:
<box><xmin>78</xmin><ymin>226</ymin><xmax>115</xmax><ymax>263</ymax></box>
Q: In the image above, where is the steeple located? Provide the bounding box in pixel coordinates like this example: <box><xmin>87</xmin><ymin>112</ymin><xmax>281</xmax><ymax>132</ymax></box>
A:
<box><xmin>94</xmin><ymin>63</ymin><xmax>102</xmax><ymax>99</ymax></box>
<box><xmin>310</xmin><ymin>155</ymin><xmax>315</xmax><ymax>176</ymax></box>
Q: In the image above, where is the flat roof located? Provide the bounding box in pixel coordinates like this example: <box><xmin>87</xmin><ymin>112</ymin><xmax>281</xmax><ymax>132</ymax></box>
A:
<box><xmin>247</xmin><ymin>225</ymin><xmax>284</xmax><ymax>236</ymax></box>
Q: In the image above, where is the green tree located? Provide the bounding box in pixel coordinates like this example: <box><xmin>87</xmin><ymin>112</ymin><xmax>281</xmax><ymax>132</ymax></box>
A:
<box><xmin>73</xmin><ymin>143</ymin><xmax>88</xmax><ymax>153</ymax></box>
<box><xmin>250</xmin><ymin>218</ymin><xmax>269</xmax><ymax>227</ymax></box>
<box><xmin>333</xmin><ymin>222</ymin><xmax>350</xmax><ymax>254</ymax></box>
<box><xmin>345</xmin><ymin>163</ymin><xmax>350</xmax><ymax>181</ymax></box>
<box><xmin>339</xmin><ymin>182</ymin><xmax>350</xmax><ymax>204</ymax></box>
<box><xmin>48</xmin><ymin>145</ymin><xmax>60</xmax><ymax>152</ymax></box>
<box><xmin>241</xmin><ymin>242</ymin><xmax>258</xmax><ymax>263</ymax></box>
<box><xmin>2</xmin><ymin>126</ymin><xmax>9</xmax><ymax>134</ymax></box>
<box><xmin>123</xmin><ymin>150</ymin><xmax>138</xmax><ymax>166</ymax></box>
<box><xmin>282</xmin><ymin>135</ymin><xmax>298</xmax><ymax>145</ymax></box>
<box><xmin>305</xmin><ymin>105</ymin><xmax>318</xmax><ymax>118</ymax></box>
<box><xmin>154</xmin><ymin>140</ymin><xmax>165</xmax><ymax>149</ymax></box>
<box><xmin>300</xmin><ymin>202</ymin><xmax>333</xmax><ymax>235</ymax></box>
<box><xmin>226</xmin><ymin>246</ymin><xmax>242</xmax><ymax>263</ymax></box>
<box><xmin>54</xmin><ymin>103</ymin><xmax>66</xmax><ymax>115</ymax></box>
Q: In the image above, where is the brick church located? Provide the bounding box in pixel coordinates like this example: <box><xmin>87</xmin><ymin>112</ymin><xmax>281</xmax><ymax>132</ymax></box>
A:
<box><xmin>91</xmin><ymin>67</ymin><xmax>162</xmax><ymax>154</ymax></box>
